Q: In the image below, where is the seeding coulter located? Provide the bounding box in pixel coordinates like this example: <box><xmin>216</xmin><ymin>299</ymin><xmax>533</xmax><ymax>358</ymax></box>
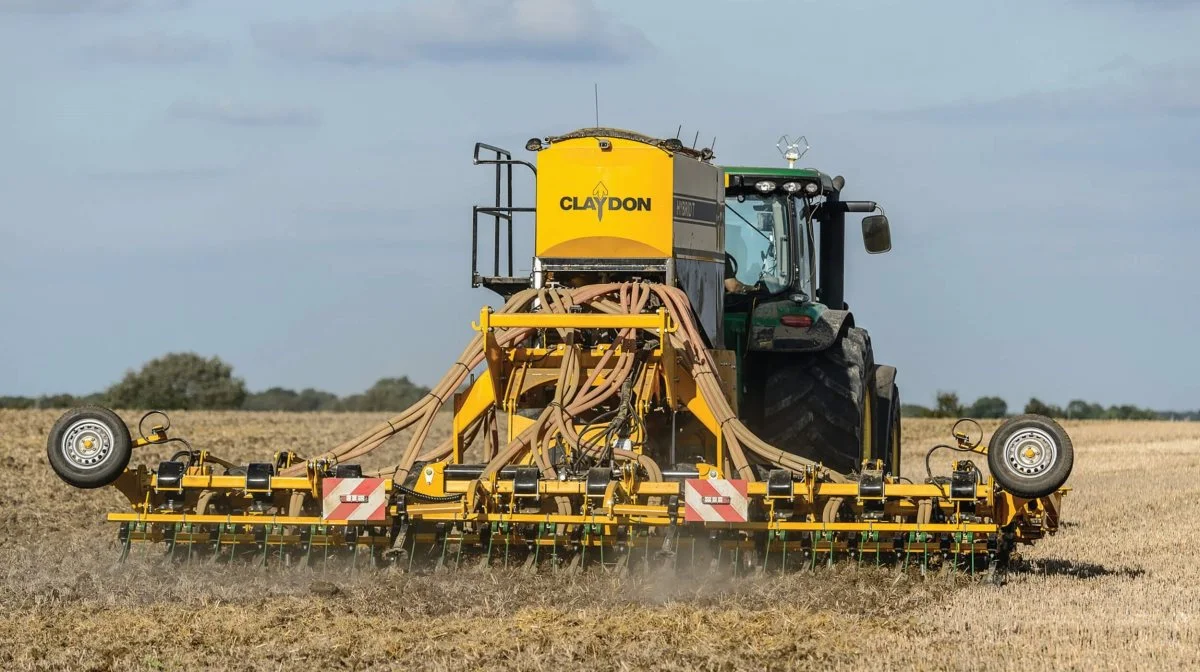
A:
<box><xmin>48</xmin><ymin>129</ymin><xmax>1073</xmax><ymax>576</ymax></box>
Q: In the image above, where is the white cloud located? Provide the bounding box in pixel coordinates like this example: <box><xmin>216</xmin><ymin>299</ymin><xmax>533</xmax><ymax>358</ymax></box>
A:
<box><xmin>252</xmin><ymin>0</ymin><xmax>652</xmax><ymax>67</ymax></box>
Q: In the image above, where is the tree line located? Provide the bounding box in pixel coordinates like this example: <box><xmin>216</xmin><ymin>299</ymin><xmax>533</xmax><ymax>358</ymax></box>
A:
<box><xmin>900</xmin><ymin>391</ymin><xmax>1195</xmax><ymax>421</ymax></box>
<box><xmin>0</xmin><ymin>352</ymin><xmax>430</xmax><ymax>412</ymax></box>
<box><xmin>3</xmin><ymin>353</ymin><xmax>1194</xmax><ymax>420</ymax></box>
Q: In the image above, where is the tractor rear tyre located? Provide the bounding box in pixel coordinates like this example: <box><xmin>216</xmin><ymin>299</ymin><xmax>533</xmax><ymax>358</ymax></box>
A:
<box><xmin>47</xmin><ymin>406</ymin><xmax>133</xmax><ymax>489</ymax></box>
<box><xmin>753</xmin><ymin>327</ymin><xmax>874</xmax><ymax>474</ymax></box>
<box><xmin>872</xmin><ymin>364</ymin><xmax>902</xmax><ymax>477</ymax></box>
<box><xmin>987</xmin><ymin>414</ymin><xmax>1073</xmax><ymax>499</ymax></box>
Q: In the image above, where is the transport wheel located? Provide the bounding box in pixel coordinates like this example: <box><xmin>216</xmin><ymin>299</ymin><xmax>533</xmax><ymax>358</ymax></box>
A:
<box><xmin>46</xmin><ymin>406</ymin><xmax>133</xmax><ymax>489</ymax></box>
<box><xmin>753</xmin><ymin>327</ymin><xmax>874</xmax><ymax>474</ymax></box>
<box><xmin>872</xmin><ymin>365</ymin><xmax>902</xmax><ymax>477</ymax></box>
<box><xmin>987</xmin><ymin>414</ymin><xmax>1073</xmax><ymax>499</ymax></box>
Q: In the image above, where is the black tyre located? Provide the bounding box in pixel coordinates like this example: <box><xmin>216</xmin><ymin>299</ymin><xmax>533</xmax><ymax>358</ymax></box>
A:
<box><xmin>46</xmin><ymin>406</ymin><xmax>133</xmax><ymax>489</ymax></box>
<box><xmin>872</xmin><ymin>365</ymin><xmax>902</xmax><ymax>477</ymax></box>
<box><xmin>987</xmin><ymin>414</ymin><xmax>1073</xmax><ymax>499</ymax></box>
<box><xmin>752</xmin><ymin>327</ymin><xmax>874</xmax><ymax>474</ymax></box>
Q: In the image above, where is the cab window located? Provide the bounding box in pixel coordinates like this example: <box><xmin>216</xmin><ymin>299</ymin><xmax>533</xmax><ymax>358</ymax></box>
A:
<box><xmin>724</xmin><ymin>194</ymin><xmax>792</xmax><ymax>294</ymax></box>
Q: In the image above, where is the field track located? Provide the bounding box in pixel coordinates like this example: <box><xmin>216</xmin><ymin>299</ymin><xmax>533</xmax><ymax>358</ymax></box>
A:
<box><xmin>1</xmin><ymin>410</ymin><xmax>1195</xmax><ymax>670</ymax></box>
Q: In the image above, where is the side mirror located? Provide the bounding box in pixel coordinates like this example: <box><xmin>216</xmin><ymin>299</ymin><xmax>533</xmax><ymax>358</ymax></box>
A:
<box><xmin>862</xmin><ymin>214</ymin><xmax>891</xmax><ymax>254</ymax></box>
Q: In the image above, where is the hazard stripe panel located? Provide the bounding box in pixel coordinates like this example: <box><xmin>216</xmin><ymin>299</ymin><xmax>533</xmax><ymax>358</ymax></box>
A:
<box><xmin>684</xmin><ymin>478</ymin><xmax>749</xmax><ymax>523</ymax></box>
<box><xmin>321</xmin><ymin>478</ymin><xmax>388</xmax><ymax>522</ymax></box>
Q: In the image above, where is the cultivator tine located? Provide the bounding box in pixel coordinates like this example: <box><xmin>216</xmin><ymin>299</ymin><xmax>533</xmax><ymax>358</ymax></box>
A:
<box><xmin>117</xmin><ymin>522</ymin><xmax>131</xmax><ymax>564</ymax></box>
<box><xmin>481</xmin><ymin>527</ymin><xmax>495</xmax><ymax>570</ymax></box>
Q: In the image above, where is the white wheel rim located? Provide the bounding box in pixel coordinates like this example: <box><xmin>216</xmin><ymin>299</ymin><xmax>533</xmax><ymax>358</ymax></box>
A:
<box><xmin>1002</xmin><ymin>428</ymin><xmax>1058</xmax><ymax>477</ymax></box>
<box><xmin>61</xmin><ymin>419</ymin><xmax>116</xmax><ymax>470</ymax></box>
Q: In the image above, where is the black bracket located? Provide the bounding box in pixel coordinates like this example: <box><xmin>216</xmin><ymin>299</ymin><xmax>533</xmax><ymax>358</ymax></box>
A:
<box><xmin>512</xmin><ymin>466</ymin><xmax>540</xmax><ymax>497</ymax></box>
<box><xmin>585</xmin><ymin>467</ymin><xmax>612</xmax><ymax>498</ymax></box>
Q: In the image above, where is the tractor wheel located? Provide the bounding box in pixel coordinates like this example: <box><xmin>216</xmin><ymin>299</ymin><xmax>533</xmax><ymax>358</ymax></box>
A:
<box><xmin>987</xmin><ymin>414</ymin><xmax>1073</xmax><ymax>499</ymax></box>
<box><xmin>46</xmin><ymin>406</ymin><xmax>133</xmax><ymax>489</ymax></box>
<box><xmin>752</xmin><ymin>327</ymin><xmax>875</xmax><ymax>474</ymax></box>
<box><xmin>872</xmin><ymin>365</ymin><xmax>902</xmax><ymax>478</ymax></box>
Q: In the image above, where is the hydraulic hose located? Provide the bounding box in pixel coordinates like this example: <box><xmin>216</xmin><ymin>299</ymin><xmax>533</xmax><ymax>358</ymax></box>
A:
<box><xmin>315</xmin><ymin>281</ymin><xmax>846</xmax><ymax>490</ymax></box>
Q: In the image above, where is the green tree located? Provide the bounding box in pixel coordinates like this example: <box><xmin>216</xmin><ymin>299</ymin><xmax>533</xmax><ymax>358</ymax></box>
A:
<box><xmin>900</xmin><ymin>403</ymin><xmax>934</xmax><ymax>418</ymax></box>
<box><xmin>0</xmin><ymin>396</ymin><xmax>36</xmax><ymax>409</ymax></box>
<box><xmin>967</xmin><ymin>396</ymin><xmax>1008</xmax><ymax>419</ymax></box>
<box><xmin>36</xmin><ymin>393</ymin><xmax>80</xmax><ymax>409</ymax></box>
<box><xmin>934</xmin><ymin>391</ymin><xmax>962</xmax><ymax>418</ymax></box>
<box><xmin>1105</xmin><ymin>404</ymin><xmax>1158</xmax><ymax>420</ymax></box>
<box><xmin>243</xmin><ymin>387</ymin><xmax>342</xmax><ymax>411</ymax></box>
<box><xmin>243</xmin><ymin>387</ymin><xmax>302</xmax><ymax>411</ymax></box>
<box><xmin>343</xmin><ymin>377</ymin><xmax>429</xmax><ymax>412</ymax></box>
<box><xmin>296</xmin><ymin>388</ymin><xmax>342</xmax><ymax>411</ymax></box>
<box><xmin>1066</xmin><ymin>399</ymin><xmax>1104</xmax><ymax>419</ymax></box>
<box><xmin>106</xmin><ymin>352</ymin><xmax>247</xmax><ymax>410</ymax></box>
<box><xmin>1024</xmin><ymin>397</ymin><xmax>1064</xmax><ymax>418</ymax></box>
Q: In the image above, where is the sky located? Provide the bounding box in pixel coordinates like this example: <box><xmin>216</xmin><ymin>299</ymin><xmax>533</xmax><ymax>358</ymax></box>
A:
<box><xmin>1</xmin><ymin>0</ymin><xmax>1198</xmax><ymax>410</ymax></box>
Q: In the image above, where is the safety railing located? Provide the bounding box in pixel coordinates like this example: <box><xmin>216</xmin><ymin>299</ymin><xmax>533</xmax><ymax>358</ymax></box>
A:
<box><xmin>471</xmin><ymin>142</ymin><xmax>537</xmax><ymax>291</ymax></box>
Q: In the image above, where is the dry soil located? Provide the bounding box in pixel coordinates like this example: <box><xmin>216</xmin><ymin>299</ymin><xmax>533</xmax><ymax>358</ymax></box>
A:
<box><xmin>0</xmin><ymin>410</ymin><xmax>1195</xmax><ymax>671</ymax></box>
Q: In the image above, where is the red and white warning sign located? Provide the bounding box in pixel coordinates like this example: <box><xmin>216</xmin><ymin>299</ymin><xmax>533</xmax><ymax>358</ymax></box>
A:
<box><xmin>321</xmin><ymin>477</ymin><xmax>388</xmax><ymax>522</ymax></box>
<box><xmin>684</xmin><ymin>478</ymin><xmax>749</xmax><ymax>523</ymax></box>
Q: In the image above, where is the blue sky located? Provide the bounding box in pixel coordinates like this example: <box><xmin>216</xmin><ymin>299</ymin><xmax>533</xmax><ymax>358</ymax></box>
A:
<box><xmin>1</xmin><ymin>0</ymin><xmax>1198</xmax><ymax>410</ymax></box>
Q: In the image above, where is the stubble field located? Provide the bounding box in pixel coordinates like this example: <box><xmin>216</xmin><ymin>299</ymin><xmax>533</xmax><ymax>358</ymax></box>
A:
<box><xmin>0</xmin><ymin>409</ymin><xmax>1196</xmax><ymax>671</ymax></box>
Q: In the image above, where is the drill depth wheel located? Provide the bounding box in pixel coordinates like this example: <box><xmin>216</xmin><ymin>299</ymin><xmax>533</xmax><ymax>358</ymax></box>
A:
<box><xmin>987</xmin><ymin>414</ymin><xmax>1073</xmax><ymax>499</ymax></box>
<box><xmin>46</xmin><ymin>406</ymin><xmax>133</xmax><ymax>489</ymax></box>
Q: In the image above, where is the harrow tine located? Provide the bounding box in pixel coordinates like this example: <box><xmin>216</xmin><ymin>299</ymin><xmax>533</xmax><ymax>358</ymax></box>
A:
<box><xmin>482</xmin><ymin>528</ymin><xmax>494</xmax><ymax>570</ymax></box>
<box><xmin>436</xmin><ymin>528</ymin><xmax>450</xmax><ymax>573</ymax></box>
<box><xmin>533</xmin><ymin>525</ymin><xmax>543</xmax><ymax>569</ymax></box>
<box><xmin>118</xmin><ymin>523</ymin><xmax>131</xmax><ymax>564</ymax></box>
<box><xmin>615</xmin><ymin>548</ymin><xmax>630</xmax><ymax>577</ymax></box>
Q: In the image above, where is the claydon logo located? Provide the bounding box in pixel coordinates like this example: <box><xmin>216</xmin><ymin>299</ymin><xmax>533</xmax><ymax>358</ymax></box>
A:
<box><xmin>559</xmin><ymin>181</ymin><xmax>651</xmax><ymax>222</ymax></box>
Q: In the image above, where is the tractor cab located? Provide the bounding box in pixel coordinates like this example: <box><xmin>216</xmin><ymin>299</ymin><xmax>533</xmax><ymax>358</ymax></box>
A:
<box><xmin>720</xmin><ymin>164</ymin><xmax>891</xmax><ymax>351</ymax></box>
<box><xmin>721</xmin><ymin>167</ymin><xmax>830</xmax><ymax>302</ymax></box>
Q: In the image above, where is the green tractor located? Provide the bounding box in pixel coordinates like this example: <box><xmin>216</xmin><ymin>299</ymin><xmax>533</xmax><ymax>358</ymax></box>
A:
<box><xmin>720</xmin><ymin>158</ymin><xmax>898</xmax><ymax>476</ymax></box>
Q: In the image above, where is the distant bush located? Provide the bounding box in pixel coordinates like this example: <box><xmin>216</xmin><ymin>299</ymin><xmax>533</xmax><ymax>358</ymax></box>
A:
<box><xmin>106</xmin><ymin>353</ymin><xmax>247</xmax><ymax>410</ymax></box>
<box><xmin>242</xmin><ymin>387</ymin><xmax>342</xmax><ymax>412</ymax></box>
<box><xmin>967</xmin><ymin>396</ymin><xmax>1008</xmax><ymax>419</ymax></box>
<box><xmin>900</xmin><ymin>403</ymin><xmax>934</xmax><ymax>418</ymax></box>
<box><xmin>340</xmin><ymin>377</ymin><xmax>429</xmax><ymax>412</ymax></box>
<box><xmin>0</xmin><ymin>396</ymin><xmax>37</xmax><ymax>410</ymax></box>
